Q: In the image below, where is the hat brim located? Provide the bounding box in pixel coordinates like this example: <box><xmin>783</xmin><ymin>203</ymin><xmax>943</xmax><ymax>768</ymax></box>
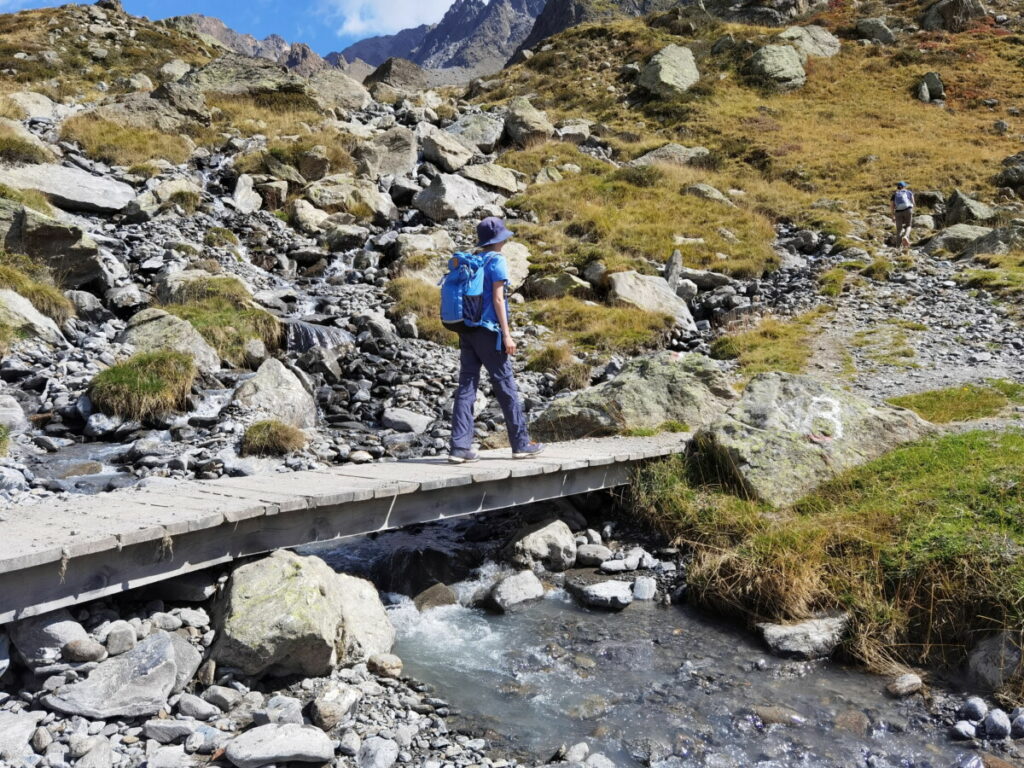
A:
<box><xmin>478</xmin><ymin>229</ymin><xmax>514</xmax><ymax>247</ymax></box>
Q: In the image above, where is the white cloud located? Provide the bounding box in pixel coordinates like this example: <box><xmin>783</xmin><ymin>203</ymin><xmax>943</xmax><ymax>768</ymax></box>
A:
<box><xmin>317</xmin><ymin>0</ymin><xmax>453</xmax><ymax>38</ymax></box>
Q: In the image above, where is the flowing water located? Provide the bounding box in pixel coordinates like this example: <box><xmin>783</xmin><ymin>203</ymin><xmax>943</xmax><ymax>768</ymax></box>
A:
<box><xmin>311</xmin><ymin>524</ymin><xmax>977</xmax><ymax>768</ymax></box>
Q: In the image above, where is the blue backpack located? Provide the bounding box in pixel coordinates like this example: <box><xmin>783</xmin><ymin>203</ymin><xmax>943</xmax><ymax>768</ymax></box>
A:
<box><xmin>439</xmin><ymin>251</ymin><xmax>496</xmax><ymax>331</ymax></box>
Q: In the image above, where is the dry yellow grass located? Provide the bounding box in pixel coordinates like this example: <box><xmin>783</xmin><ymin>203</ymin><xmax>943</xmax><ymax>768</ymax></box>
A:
<box><xmin>61</xmin><ymin>115</ymin><xmax>192</xmax><ymax>166</ymax></box>
<box><xmin>207</xmin><ymin>93</ymin><xmax>324</xmax><ymax>141</ymax></box>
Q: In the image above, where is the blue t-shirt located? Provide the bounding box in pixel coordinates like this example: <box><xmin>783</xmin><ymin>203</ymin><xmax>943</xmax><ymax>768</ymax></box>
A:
<box><xmin>479</xmin><ymin>252</ymin><xmax>509</xmax><ymax>334</ymax></box>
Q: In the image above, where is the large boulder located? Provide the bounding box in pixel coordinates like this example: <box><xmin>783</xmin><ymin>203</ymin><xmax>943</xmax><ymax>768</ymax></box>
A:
<box><xmin>0</xmin><ymin>202</ymin><xmax>102</xmax><ymax>288</ymax></box>
<box><xmin>503</xmin><ymin>520</ymin><xmax>577</xmax><ymax>572</ymax></box>
<box><xmin>225</xmin><ymin>723</ymin><xmax>334</xmax><ymax>768</ymax></box>
<box><xmin>233</xmin><ymin>358</ymin><xmax>317</xmax><ymax>428</ymax></box>
<box><xmin>959</xmin><ymin>224</ymin><xmax>1024</xmax><ymax>261</ymax></box>
<box><xmin>0</xmin><ymin>289</ymin><xmax>66</xmax><ymax>346</ymax></box>
<box><xmin>183</xmin><ymin>53</ymin><xmax>308</xmax><ymax>96</ymax></box>
<box><xmin>757</xmin><ymin>616</ymin><xmax>849</xmax><ymax>660</ymax></box>
<box><xmin>459</xmin><ymin>163</ymin><xmax>520</xmax><ymax>196</ymax></box>
<box><xmin>638</xmin><ymin>44</ymin><xmax>700</xmax><ymax>98</ymax></box>
<box><xmin>446</xmin><ymin>113</ymin><xmax>505</xmax><ymax>154</ymax></box>
<box><xmin>412</xmin><ymin>174</ymin><xmax>495</xmax><ymax>221</ymax></box>
<box><xmin>305</xmin><ymin>174</ymin><xmax>398</xmax><ymax>224</ymax></box>
<box><xmin>776</xmin><ymin>25</ymin><xmax>841</xmax><ymax>58</ymax></box>
<box><xmin>0</xmin><ymin>164</ymin><xmax>134</xmax><ymax>214</ymax></box>
<box><xmin>855</xmin><ymin>17</ymin><xmax>897</xmax><ymax>44</ymax></box>
<box><xmin>119</xmin><ymin>308</ymin><xmax>221</xmax><ymax>373</ymax></box>
<box><xmin>421</xmin><ymin>128</ymin><xmax>475</xmax><ymax>174</ymax></box>
<box><xmin>531</xmin><ymin>352</ymin><xmax>734</xmax><ymax>441</ymax></box>
<box><xmin>921</xmin><ymin>0</ymin><xmax>988</xmax><ymax>31</ymax></box>
<box><xmin>504</xmin><ymin>97</ymin><xmax>555</xmax><ymax>147</ymax></box>
<box><xmin>86</xmin><ymin>93</ymin><xmax>193</xmax><ymax>133</ymax></box>
<box><xmin>5</xmin><ymin>90</ymin><xmax>68</xmax><ymax>120</ymax></box>
<box><xmin>308</xmin><ymin>69</ymin><xmax>372</xmax><ymax>113</ymax></box>
<box><xmin>364</xmin><ymin>58</ymin><xmax>427</xmax><ymax>92</ymax></box>
<box><xmin>607</xmin><ymin>271</ymin><xmax>697</xmax><ymax>329</ymax></box>
<box><xmin>489</xmin><ymin>571</ymin><xmax>545</xmax><ymax>612</ymax></box>
<box><xmin>629</xmin><ymin>143</ymin><xmax>710</xmax><ymax>168</ymax></box>
<box><xmin>744</xmin><ymin>45</ymin><xmax>806</xmax><ymax>90</ymax></box>
<box><xmin>921</xmin><ymin>223</ymin><xmax>992</xmax><ymax>255</ymax></box>
<box><xmin>967</xmin><ymin>632</ymin><xmax>1022</xmax><ymax>692</ymax></box>
<box><xmin>8</xmin><ymin>608</ymin><xmax>89</xmax><ymax>670</ymax></box>
<box><xmin>692</xmin><ymin>373</ymin><xmax>935</xmax><ymax>507</ymax></box>
<box><xmin>0</xmin><ymin>710</ymin><xmax>46</xmax><ymax>763</ymax></box>
<box><xmin>43</xmin><ymin>631</ymin><xmax>200</xmax><ymax>719</ymax></box>
<box><xmin>354</xmin><ymin>127</ymin><xmax>417</xmax><ymax>180</ymax></box>
<box><xmin>996</xmin><ymin>152</ymin><xmax>1024</xmax><ymax>193</ymax></box>
<box><xmin>946</xmin><ymin>189</ymin><xmax>997</xmax><ymax>225</ymax></box>
<box><xmin>214</xmin><ymin>551</ymin><xmax>393</xmax><ymax>677</ymax></box>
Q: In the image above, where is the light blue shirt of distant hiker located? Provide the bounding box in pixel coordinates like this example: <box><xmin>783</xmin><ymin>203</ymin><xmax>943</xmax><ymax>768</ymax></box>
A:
<box><xmin>478</xmin><ymin>251</ymin><xmax>509</xmax><ymax>335</ymax></box>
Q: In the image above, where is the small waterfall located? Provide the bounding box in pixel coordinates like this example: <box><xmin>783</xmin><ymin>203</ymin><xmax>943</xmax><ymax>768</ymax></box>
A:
<box><xmin>284</xmin><ymin>320</ymin><xmax>356</xmax><ymax>353</ymax></box>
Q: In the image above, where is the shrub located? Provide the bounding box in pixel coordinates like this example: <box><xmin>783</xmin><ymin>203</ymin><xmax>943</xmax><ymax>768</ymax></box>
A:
<box><xmin>0</xmin><ymin>256</ymin><xmax>75</xmax><ymax>322</ymax></box>
<box><xmin>0</xmin><ymin>424</ymin><xmax>9</xmax><ymax>456</ymax></box>
<box><xmin>818</xmin><ymin>267</ymin><xmax>846</xmax><ymax>297</ymax></box>
<box><xmin>610</xmin><ymin>165</ymin><xmax>665</xmax><ymax>188</ymax></box>
<box><xmin>241</xmin><ymin>420</ymin><xmax>307</xmax><ymax>457</ymax></box>
<box><xmin>385</xmin><ymin>278</ymin><xmax>456</xmax><ymax>346</ymax></box>
<box><xmin>61</xmin><ymin>115</ymin><xmax>191</xmax><ymax>166</ymax></box>
<box><xmin>90</xmin><ymin>351</ymin><xmax>197</xmax><ymax>421</ymax></box>
<box><xmin>632</xmin><ymin>430</ymin><xmax>1024</xmax><ymax>689</ymax></box>
<box><xmin>0</xmin><ymin>132</ymin><xmax>49</xmax><ymax>164</ymax></box>
<box><xmin>164</xmin><ymin>189</ymin><xmax>200</xmax><ymax>214</ymax></box>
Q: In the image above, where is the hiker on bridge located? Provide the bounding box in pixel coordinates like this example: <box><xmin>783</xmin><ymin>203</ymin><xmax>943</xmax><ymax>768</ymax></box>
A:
<box><xmin>442</xmin><ymin>217</ymin><xmax>545</xmax><ymax>464</ymax></box>
<box><xmin>891</xmin><ymin>181</ymin><xmax>915</xmax><ymax>250</ymax></box>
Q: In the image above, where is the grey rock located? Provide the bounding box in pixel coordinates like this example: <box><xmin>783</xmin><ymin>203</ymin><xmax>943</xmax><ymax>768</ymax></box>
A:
<box><xmin>310</xmin><ymin>683</ymin><xmax>362</xmax><ymax>731</ymax></box>
<box><xmin>608</xmin><ymin>271</ymin><xmax>697</xmax><ymax>329</ymax></box>
<box><xmin>233</xmin><ymin>173</ymin><xmax>263</xmax><ymax>215</ymax></box>
<box><xmin>9</xmin><ymin>609</ymin><xmax>89</xmax><ymax>670</ymax></box>
<box><xmin>421</xmin><ymin>128</ymin><xmax>475</xmax><ymax>174</ymax></box>
<box><xmin>744</xmin><ymin>45</ymin><xmax>806</xmax><ymax>90</ymax></box>
<box><xmin>639</xmin><ymin>45</ymin><xmax>700</xmax><ymax>98</ymax></box>
<box><xmin>951</xmin><ymin>720</ymin><xmax>976</xmax><ymax>740</ymax></box>
<box><xmin>339</xmin><ymin>730</ymin><xmax>361</xmax><ymax>756</ymax></box>
<box><xmin>254</xmin><ymin>695</ymin><xmax>304</xmax><ymax>726</ymax></box>
<box><xmin>119</xmin><ymin>308</ymin><xmax>221</xmax><ymax>374</ymax></box>
<box><xmin>504</xmin><ymin>97</ymin><xmax>555</xmax><ymax>146</ymax></box>
<box><xmin>532</xmin><ymin>352</ymin><xmax>732</xmax><ymax>441</ymax></box>
<box><xmin>446</xmin><ymin>112</ymin><xmax>505</xmax><ymax>153</ymax></box>
<box><xmin>984</xmin><ymin>708</ymin><xmax>1011</xmax><ymax>739</ymax></box>
<box><xmin>413</xmin><ymin>173</ymin><xmax>494</xmax><ymax>221</ymax></box>
<box><xmin>777</xmin><ymin>25</ymin><xmax>841</xmax><ymax>58</ymax></box>
<box><xmin>184</xmin><ymin>52</ymin><xmax>307</xmax><ymax>96</ymax></box>
<box><xmin>504</xmin><ymin>519</ymin><xmax>577</xmax><ymax>571</ymax></box>
<box><xmin>367</xmin><ymin>652</ymin><xmax>403</xmax><ymax>678</ymax></box>
<box><xmin>922</xmin><ymin>71</ymin><xmax>944</xmax><ymax>100</ymax></box>
<box><xmin>308</xmin><ymin>68</ymin><xmax>372</xmax><ymax>112</ymax></box>
<box><xmin>959</xmin><ymin>225</ymin><xmax>1024</xmax><ymax>261</ymax></box>
<box><xmin>203</xmin><ymin>684</ymin><xmax>243</xmax><ymax>711</ymax></box>
<box><xmin>178</xmin><ymin>692</ymin><xmax>220</xmax><ymax>720</ymax></box>
<box><xmin>0</xmin><ymin>164</ymin><xmax>134</xmax><ymax>213</ymax></box>
<box><xmin>490</xmin><ymin>570</ymin><xmax>545</xmax><ymax>612</ymax></box>
<box><xmin>354</xmin><ymin>126</ymin><xmax>417</xmax><ymax>180</ymax></box>
<box><xmin>693</xmin><ymin>373</ymin><xmax>935</xmax><ymax>507</ymax></box>
<box><xmin>855</xmin><ymin>17</ymin><xmax>897</xmax><ymax>44</ymax></box>
<box><xmin>144</xmin><ymin>719</ymin><xmax>199</xmax><ymax>744</ymax></box>
<box><xmin>757</xmin><ymin>617</ymin><xmax>849</xmax><ymax>660</ymax></box>
<box><xmin>459</xmin><ymin>163</ymin><xmax>520</xmax><ymax>196</ymax></box>
<box><xmin>575</xmin><ymin>581</ymin><xmax>633</xmax><ymax>611</ymax></box>
<box><xmin>103</xmin><ymin>621</ymin><xmax>136</xmax><ymax>656</ymax></box>
<box><xmin>947</xmin><ymin>189</ymin><xmax>997</xmax><ymax>225</ymax></box>
<box><xmin>0</xmin><ymin>289</ymin><xmax>66</xmax><ymax>347</ymax></box>
<box><xmin>0</xmin><ymin>710</ymin><xmax>45</xmax><ymax>762</ymax></box>
<box><xmin>76</xmin><ymin>739</ymin><xmax>113</xmax><ymax>768</ymax></box>
<box><xmin>1011</xmin><ymin>714</ymin><xmax>1024</xmax><ymax>739</ymax></box>
<box><xmin>225</xmin><ymin>723</ymin><xmax>334</xmax><ymax>768</ymax></box>
<box><xmin>357</xmin><ymin>736</ymin><xmax>400</xmax><ymax>768</ymax></box>
<box><xmin>921</xmin><ymin>0</ymin><xmax>988</xmax><ymax>31</ymax></box>
<box><xmin>961</xmin><ymin>696</ymin><xmax>988</xmax><ymax>721</ymax></box>
<box><xmin>629</xmin><ymin>143</ymin><xmax>709</xmax><ymax>168</ymax></box>
<box><xmin>576</xmin><ymin>544</ymin><xmax>614</xmax><ymax>567</ymax></box>
<box><xmin>632</xmin><ymin>576</ymin><xmax>658</xmax><ymax>601</ymax></box>
<box><xmin>61</xmin><ymin>637</ymin><xmax>107</xmax><ymax>663</ymax></box>
<box><xmin>967</xmin><ymin>632</ymin><xmax>1022</xmax><ymax>692</ymax></box>
<box><xmin>922</xmin><ymin>223</ymin><xmax>992</xmax><ymax>255</ymax></box>
<box><xmin>684</xmin><ymin>183</ymin><xmax>735</xmax><ymax>206</ymax></box>
<box><xmin>382</xmin><ymin>407</ymin><xmax>433</xmax><ymax>434</ymax></box>
<box><xmin>42</xmin><ymin>631</ymin><xmax>194</xmax><ymax>719</ymax></box>
<box><xmin>886</xmin><ymin>673</ymin><xmax>922</xmax><ymax>697</ymax></box>
<box><xmin>234</xmin><ymin>358</ymin><xmax>316</xmax><ymax>429</ymax></box>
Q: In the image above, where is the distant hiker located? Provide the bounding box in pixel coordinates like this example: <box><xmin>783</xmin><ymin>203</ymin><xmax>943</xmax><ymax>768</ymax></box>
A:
<box><xmin>440</xmin><ymin>217</ymin><xmax>545</xmax><ymax>464</ymax></box>
<box><xmin>891</xmin><ymin>181</ymin><xmax>915</xmax><ymax>249</ymax></box>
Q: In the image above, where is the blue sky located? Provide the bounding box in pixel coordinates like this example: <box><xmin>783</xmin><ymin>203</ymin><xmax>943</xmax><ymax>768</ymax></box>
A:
<box><xmin>0</xmin><ymin>0</ymin><xmax>456</xmax><ymax>54</ymax></box>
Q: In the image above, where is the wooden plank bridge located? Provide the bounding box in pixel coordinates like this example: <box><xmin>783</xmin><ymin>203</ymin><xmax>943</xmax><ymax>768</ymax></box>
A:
<box><xmin>0</xmin><ymin>434</ymin><xmax>689</xmax><ymax>623</ymax></box>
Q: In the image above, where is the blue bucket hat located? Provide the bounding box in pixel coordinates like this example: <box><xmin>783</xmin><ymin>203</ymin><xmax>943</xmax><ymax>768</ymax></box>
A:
<box><xmin>477</xmin><ymin>217</ymin><xmax>514</xmax><ymax>248</ymax></box>
<box><xmin>896</xmin><ymin>181</ymin><xmax>908</xmax><ymax>188</ymax></box>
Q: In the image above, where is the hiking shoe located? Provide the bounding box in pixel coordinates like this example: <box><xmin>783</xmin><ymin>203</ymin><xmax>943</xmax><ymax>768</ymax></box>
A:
<box><xmin>512</xmin><ymin>442</ymin><xmax>546</xmax><ymax>459</ymax></box>
<box><xmin>448</xmin><ymin>448</ymin><xmax>480</xmax><ymax>464</ymax></box>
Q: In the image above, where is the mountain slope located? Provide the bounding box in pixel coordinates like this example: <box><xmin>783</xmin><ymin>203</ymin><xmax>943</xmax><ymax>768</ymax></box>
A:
<box><xmin>335</xmin><ymin>24</ymin><xmax>435</xmax><ymax>68</ymax></box>
<box><xmin>165</xmin><ymin>14</ymin><xmax>290</xmax><ymax>61</ymax></box>
<box><xmin>515</xmin><ymin>0</ymin><xmax>679</xmax><ymax>58</ymax></box>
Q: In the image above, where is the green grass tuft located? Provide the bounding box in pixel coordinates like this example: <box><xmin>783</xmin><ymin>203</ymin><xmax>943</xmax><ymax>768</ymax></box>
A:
<box><xmin>888</xmin><ymin>381</ymin><xmax>1021</xmax><ymax>424</ymax></box>
<box><xmin>710</xmin><ymin>310</ymin><xmax>825</xmax><ymax>377</ymax></box>
<box><xmin>163</xmin><ymin>297</ymin><xmax>280</xmax><ymax>368</ymax></box>
<box><xmin>385</xmin><ymin>278</ymin><xmax>457</xmax><ymax>346</ymax></box>
<box><xmin>204</xmin><ymin>227</ymin><xmax>239</xmax><ymax>248</ymax></box>
<box><xmin>0</xmin><ymin>133</ymin><xmax>49</xmax><ymax>164</ymax></box>
<box><xmin>0</xmin><ymin>183</ymin><xmax>54</xmax><ymax>215</ymax></box>
<box><xmin>90</xmin><ymin>351</ymin><xmax>197</xmax><ymax>421</ymax></box>
<box><xmin>0</xmin><ymin>254</ymin><xmax>75</xmax><ymax>323</ymax></box>
<box><xmin>241</xmin><ymin>420</ymin><xmax>307</xmax><ymax>457</ymax></box>
<box><xmin>528</xmin><ymin>298</ymin><xmax>672</xmax><ymax>355</ymax></box>
<box><xmin>632</xmin><ymin>430</ymin><xmax>1024</xmax><ymax>689</ymax></box>
<box><xmin>818</xmin><ymin>267</ymin><xmax>846</xmax><ymax>297</ymax></box>
<box><xmin>0</xmin><ymin>424</ymin><xmax>9</xmax><ymax>456</ymax></box>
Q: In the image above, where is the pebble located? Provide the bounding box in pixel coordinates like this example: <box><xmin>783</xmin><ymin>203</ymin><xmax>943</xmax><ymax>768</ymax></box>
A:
<box><xmin>961</xmin><ymin>696</ymin><xmax>988</xmax><ymax>722</ymax></box>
